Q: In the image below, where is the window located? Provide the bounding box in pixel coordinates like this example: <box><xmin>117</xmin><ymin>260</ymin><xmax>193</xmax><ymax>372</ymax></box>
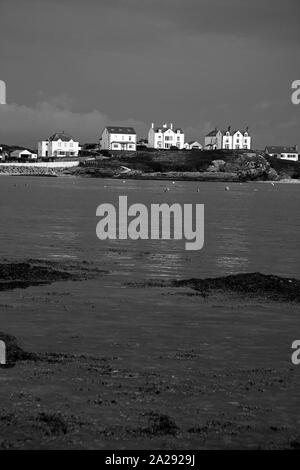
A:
<box><xmin>129</xmin><ymin>136</ymin><xmax>132</xmax><ymax>141</ymax></box>
<box><xmin>225</xmin><ymin>144</ymin><xmax>229</xmax><ymax>149</ymax></box>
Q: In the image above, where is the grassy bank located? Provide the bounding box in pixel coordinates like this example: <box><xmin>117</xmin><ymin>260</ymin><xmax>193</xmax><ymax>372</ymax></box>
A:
<box><xmin>73</xmin><ymin>150</ymin><xmax>299</xmax><ymax>181</ymax></box>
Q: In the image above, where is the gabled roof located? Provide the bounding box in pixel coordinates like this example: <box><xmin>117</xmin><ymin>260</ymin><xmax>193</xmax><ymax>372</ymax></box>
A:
<box><xmin>154</xmin><ymin>127</ymin><xmax>170</xmax><ymax>133</ymax></box>
<box><xmin>206</xmin><ymin>128</ymin><xmax>220</xmax><ymax>137</ymax></box>
<box><xmin>105</xmin><ymin>126</ymin><xmax>136</xmax><ymax>135</ymax></box>
<box><xmin>265</xmin><ymin>146</ymin><xmax>298</xmax><ymax>154</ymax></box>
<box><xmin>49</xmin><ymin>132</ymin><xmax>73</xmax><ymax>142</ymax></box>
<box><xmin>10</xmin><ymin>149</ymin><xmax>35</xmax><ymax>155</ymax></box>
<box><xmin>222</xmin><ymin>129</ymin><xmax>232</xmax><ymax>135</ymax></box>
<box><xmin>188</xmin><ymin>140</ymin><xmax>201</xmax><ymax>145</ymax></box>
<box><xmin>154</xmin><ymin>126</ymin><xmax>183</xmax><ymax>134</ymax></box>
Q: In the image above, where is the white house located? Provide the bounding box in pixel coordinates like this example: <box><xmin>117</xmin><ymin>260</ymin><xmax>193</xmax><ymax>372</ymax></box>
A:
<box><xmin>221</xmin><ymin>127</ymin><xmax>233</xmax><ymax>149</ymax></box>
<box><xmin>10</xmin><ymin>149</ymin><xmax>37</xmax><ymax>160</ymax></box>
<box><xmin>101</xmin><ymin>126</ymin><xmax>136</xmax><ymax>151</ymax></box>
<box><xmin>265</xmin><ymin>146</ymin><xmax>298</xmax><ymax>161</ymax></box>
<box><xmin>38</xmin><ymin>132</ymin><xmax>81</xmax><ymax>159</ymax></box>
<box><xmin>0</xmin><ymin>146</ymin><xmax>6</xmax><ymax>161</ymax></box>
<box><xmin>148</xmin><ymin>123</ymin><xmax>185</xmax><ymax>149</ymax></box>
<box><xmin>205</xmin><ymin>126</ymin><xmax>252</xmax><ymax>150</ymax></box>
<box><xmin>183</xmin><ymin>140</ymin><xmax>202</xmax><ymax>150</ymax></box>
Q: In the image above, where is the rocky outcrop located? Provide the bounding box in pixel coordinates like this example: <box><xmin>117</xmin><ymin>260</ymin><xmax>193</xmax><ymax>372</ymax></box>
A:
<box><xmin>223</xmin><ymin>154</ymin><xmax>279</xmax><ymax>181</ymax></box>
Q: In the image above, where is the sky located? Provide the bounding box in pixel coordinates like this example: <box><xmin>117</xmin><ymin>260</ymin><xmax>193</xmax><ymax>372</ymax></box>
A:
<box><xmin>0</xmin><ymin>0</ymin><xmax>299</xmax><ymax>148</ymax></box>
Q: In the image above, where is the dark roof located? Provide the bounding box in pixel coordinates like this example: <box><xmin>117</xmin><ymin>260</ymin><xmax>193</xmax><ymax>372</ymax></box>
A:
<box><xmin>105</xmin><ymin>126</ymin><xmax>136</xmax><ymax>134</ymax></box>
<box><xmin>265</xmin><ymin>146</ymin><xmax>298</xmax><ymax>154</ymax></box>
<box><xmin>154</xmin><ymin>127</ymin><xmax>171</xmax><ymax>133</ymax></box>
<box><xmin>154</xmin><ymin>126</ymin><xmax>183</xmax><ymax>133</ymax></box>
<box><xmin>49</xmin><ymin>131</ymin><xmax>73</xmax><ymax>142</ymax></box>
<box><xmin>206</xmin><ymin>129</ymin><xmax>220</xmax><ymax>137</ymax></box>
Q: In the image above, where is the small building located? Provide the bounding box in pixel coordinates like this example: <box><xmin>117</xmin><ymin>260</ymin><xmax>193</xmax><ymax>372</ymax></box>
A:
<box><xmin>148</xmin><ymin>123</ymin><xmax>185</xmax><ymax>149</ymax></box>
<box><xmin>9</xmin><ymin>149</ymin><xmax>37</xmax><ymax>160</ymax></box>
<box><xmin>101</xmin><ymin>126</ymin><xmax>136</xmax><ymax>151</ymax></box>
<box><xmin>265</xmin><ymin>146</ymin><xmax>298</xmax><ymax>161</ymax></box>
<box><xmin>183</xmin><ymin>140</ymin><xmax>202</xmax><ymax>150</ymax></box>
<box><xmin>38</xmin><ymin>131</ymin><xmax>81</xmax><ymax>159</ymax></box>
<box><xmin>0</xmin><ymin>79</ymin><xmax>6</xmax><ymax>104</ymax></box>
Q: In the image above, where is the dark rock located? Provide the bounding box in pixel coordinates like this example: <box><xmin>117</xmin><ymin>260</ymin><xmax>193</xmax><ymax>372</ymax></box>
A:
<box><xmin>0</xmin><ymin>332</ymin><xmax>35</xmax><ymax>364</ymax></box>
<box><xmin>173</xmin><ymin>272</ymin><xmax>300</xmax><ymax>303</ymax></box>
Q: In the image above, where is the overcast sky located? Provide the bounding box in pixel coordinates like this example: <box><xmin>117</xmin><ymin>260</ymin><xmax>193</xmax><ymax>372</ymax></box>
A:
<box><xmin>0</xmin><ymin>0</ymin><xmax>299</xmax><ymax>148</ymax></box>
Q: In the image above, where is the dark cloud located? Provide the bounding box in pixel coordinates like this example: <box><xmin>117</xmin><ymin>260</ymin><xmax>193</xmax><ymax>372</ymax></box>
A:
<box><xmin>0</xmin><ymin>0</ymin><xmax>299</xmax><ymax>147</ymax></box>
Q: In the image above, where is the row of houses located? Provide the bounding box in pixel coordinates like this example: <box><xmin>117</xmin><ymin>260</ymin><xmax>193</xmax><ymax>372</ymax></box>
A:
<box><xmin>1</xmin><ymin>124</ymin><xmax>298</xmax><ymax>162</ymax></box>
<box><xmin>36</xmin><ymin>123</ymin><xmax>203</xmax><ymax>157</ymax></box>
<box><xmin>99</xmin><ymin>122</ymin><xmax>252</xmax><ymax>152</ymax></box>
<box><xmin>204</xmin><ymin>126</ymin><xmax>252</xmax><ymax>150</ymax></box>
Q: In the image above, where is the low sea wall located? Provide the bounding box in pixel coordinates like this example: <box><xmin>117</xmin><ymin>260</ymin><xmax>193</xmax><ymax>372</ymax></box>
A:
<box><xmin>0</xmin><ymin>161</ymin><xmax>79</xmax><ymax>168</ymax></box>
<box><xmin>0</xmin><ymin>161</ymin><xmax>79</xmax><ymax>176</ymax></box>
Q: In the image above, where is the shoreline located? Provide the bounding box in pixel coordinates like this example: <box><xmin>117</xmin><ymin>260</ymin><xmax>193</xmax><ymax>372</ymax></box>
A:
<box><xmin>1</xmin><ymin>259</ymin><xmax>299</xmax><ymax>449</ymax></box>
<box><xmin>1</xmin><ymin>165</ymin><xmax>300</xmax><ymax>183</ymax></box>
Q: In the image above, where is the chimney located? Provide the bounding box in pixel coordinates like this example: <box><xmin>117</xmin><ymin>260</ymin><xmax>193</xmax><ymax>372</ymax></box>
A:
<box><xmin>170</xmin><ymin>123</ymin><xmax>173</xmax><ymax>130</ymax></box>
<box><xmin>163</xmin><ymin>122</ymin><xmax>167</xmax><ymax>128</ymax></box>
<box><xmin>151</xmin><ymin>122</ymin><xmax>154</xmax><ymax>129</ymax></box>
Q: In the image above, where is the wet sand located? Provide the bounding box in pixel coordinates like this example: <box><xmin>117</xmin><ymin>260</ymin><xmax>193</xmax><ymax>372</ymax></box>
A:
<box><xmin>0</xmin><ymin>261</ymin><xmax>299</xmax><ymax>449</ymax></box>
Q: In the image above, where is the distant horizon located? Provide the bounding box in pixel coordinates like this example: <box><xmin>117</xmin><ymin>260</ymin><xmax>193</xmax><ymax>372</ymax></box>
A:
<box><xmin>0</xmin><ymin>98</ymin><xmax>299</xmax><ymax>151</ymax></box>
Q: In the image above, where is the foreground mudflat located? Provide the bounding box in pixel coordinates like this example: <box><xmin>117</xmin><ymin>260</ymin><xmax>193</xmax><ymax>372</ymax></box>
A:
<box><xmin>0</xmin><ymin>267</ymin><xmax>299</xmax><ymax>449</ymax></box>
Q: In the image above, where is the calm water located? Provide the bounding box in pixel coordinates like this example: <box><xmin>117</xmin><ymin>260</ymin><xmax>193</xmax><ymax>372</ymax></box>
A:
<box><xmin>0</xmin><ymin>176</ymin><xmax>299</xmax><ymax>280</ymax></box>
